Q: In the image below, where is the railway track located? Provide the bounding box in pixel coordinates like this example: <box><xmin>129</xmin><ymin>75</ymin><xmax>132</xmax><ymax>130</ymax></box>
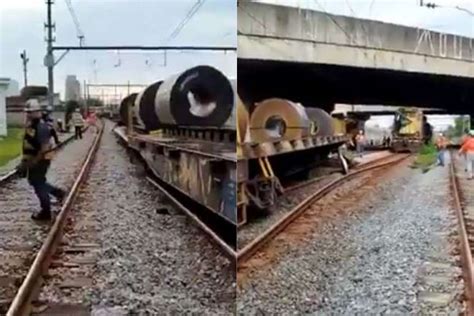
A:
<box><xmin>3</xmin><ymin>124</ymin><xmax>103</xmax><ymax>315</ymax></box>
<box><xmin>0</xmin><ymin>130</ymin><xmax>82</xmax><ymax>185</ymax></box>
<box><xmin>114</xmin><ymin>127</ymin><xmax>237</xmax><ymax>261</ymax></box>
<box><xmin>23</xmin><ymin>120</ymin><xmax>234</xmax><ymax>314</ymax></box>
<box><xmin>283</xmin><ymin>150</ymin><xmax>395</xmax><ymax>193</ymax></box>
<box><xmin>237</xmin><ymin>152</ymin><xmax>411</xmax><ymax>267</ymax></box>
<box><xmin>450</xmin><ymin>154</ymin><xmax>474</xmax><ymax>313</ymax></box>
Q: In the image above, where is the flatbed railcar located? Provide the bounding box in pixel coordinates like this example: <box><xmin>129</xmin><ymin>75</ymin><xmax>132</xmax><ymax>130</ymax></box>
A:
<box><xmin>115</xmin><ymin>65</ymin><xmax>237</xmax><ymax>226</ymax></box>
<box><xmin>237</xmin><ymin>97</ymin><xmax>348</xmax><ymax>226</ymax></box>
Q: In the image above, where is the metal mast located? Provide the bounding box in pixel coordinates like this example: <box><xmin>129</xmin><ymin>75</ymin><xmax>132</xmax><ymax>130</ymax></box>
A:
<box><xmin>45</xmin><ymin>0</ymin><xmax>55</xmax><ymax>108</ymax></box>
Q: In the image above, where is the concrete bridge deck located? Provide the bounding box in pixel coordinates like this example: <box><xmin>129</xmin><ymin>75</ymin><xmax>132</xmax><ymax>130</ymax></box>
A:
<box><xmin>237</xmin><ymin>2</ymin><xmax>474</xmax><ymax>118</ymax></box>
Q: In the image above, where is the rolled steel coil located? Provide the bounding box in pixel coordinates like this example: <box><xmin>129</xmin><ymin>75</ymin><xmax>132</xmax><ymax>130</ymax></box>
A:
<box><xmin>305</xmin><ymin>107</ymin><xmax>335</xmax><ymax>136</ymax></box>
<box><xmin>223</xmin><ymin>79</ymin><xmax>237</xmax><ymax>130</ymax></box>
<box><xmin>155</xmin><ymin>65</ymin><xmax>234</xmax><ymax>127</ymax></box>
<box><xmin>134</xmin><ymin>81</ymin><xmax>163</xmax><ymax>131</ymax></box>
<box><xmin>119</xmin><ymin>93</ymin><xmax>138</xmax><ymax>125</ymax></box>
<box><xmin>249</xmin><ymin>98</ymin><xmax>310</xmax><ymax>143</ymax></box>
<box><xmin>237</xmin><ymin>95</ymin><xmax>249</xmax><ymax>143</ymax></box>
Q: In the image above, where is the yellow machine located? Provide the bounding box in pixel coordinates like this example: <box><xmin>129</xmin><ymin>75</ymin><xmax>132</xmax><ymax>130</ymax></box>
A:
<box><xmin>391</xmin><ymin>107</ymin><xmax>427</xmax><ymax>152</ymax></box>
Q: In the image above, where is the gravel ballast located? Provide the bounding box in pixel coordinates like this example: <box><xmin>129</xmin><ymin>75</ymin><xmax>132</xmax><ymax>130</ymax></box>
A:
<box><xmin>238</xmin><ymin>160</ymin><xmax>464</xmax><ymax>314</ymax></box>
<box><xmin>0</xmin><ymin>131</ymin><xmax>95</xmax><ymax>311</ymax></box>
<box><xmin>38</xmin><ymin>121</ymin><xmax>235</xmax><ymax>314</ymax></box>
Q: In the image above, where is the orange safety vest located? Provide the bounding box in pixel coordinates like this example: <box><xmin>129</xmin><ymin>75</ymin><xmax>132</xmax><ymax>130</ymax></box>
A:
<box><xmin>460</xmin><ymin>137</ymin><xmax>474</xmax><ymax>153</ymax></box>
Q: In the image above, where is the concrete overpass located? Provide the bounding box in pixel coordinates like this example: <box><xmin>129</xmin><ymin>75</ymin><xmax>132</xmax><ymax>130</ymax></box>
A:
<box><xmin>238</xmin><ymin>1</ymin><xmax>474</xmax><ymax>118</ymax></box>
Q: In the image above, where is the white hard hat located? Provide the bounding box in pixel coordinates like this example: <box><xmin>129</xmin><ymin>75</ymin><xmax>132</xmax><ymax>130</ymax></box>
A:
<box><xmin>469</xmin><ymin>130</ymin><xmax>474</xmax><ymax>136</ymax></box>
<box><xmin>46</xmin><ymin>106</ymin><xmax>53</xmax><ymax>112</ymax></box>
<box><xmin>25</xmin><ymin>99</ymin><xmax>41</xmax><ymax>112</ymax></box>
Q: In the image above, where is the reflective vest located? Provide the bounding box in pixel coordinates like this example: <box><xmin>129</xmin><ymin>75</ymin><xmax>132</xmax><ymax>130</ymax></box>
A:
<box><xmin>460</xmin><ymin>137</ymin><xmax>474</xmax><ymax>153</ymax></box>
<box><xmin>22</xmin><ymin>121</ymin><xmax>53</xmax><ymax>161</ymax></box>
<box><xmin>72</xmin><ymin>113</ymin><xmax>84</xmax><ymax>127</ymax></box>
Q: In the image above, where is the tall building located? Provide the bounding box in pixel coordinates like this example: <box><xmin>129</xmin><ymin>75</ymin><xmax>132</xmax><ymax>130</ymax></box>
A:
<box><xmin>65</xmin><ymin>75</ymin><xmax>81</xmax><ymax>101</ymax></box>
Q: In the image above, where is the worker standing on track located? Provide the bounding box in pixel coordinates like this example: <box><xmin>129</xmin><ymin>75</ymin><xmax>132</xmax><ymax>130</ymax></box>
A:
<box><xmin>461</xmin><ymin>129</ymin><xmax>470</xmax><ymax>172</ymax></box>
<box><xmin>71</xmin><ymin>108</ymin><xmax>85</xmax><ymax>139</ymax></box>
<box><xmin>18</xmin><ymin>100</ymin><xmax>65</xmax><ymax>220</ymax></box>
<box><xmin>435</xmin><ymin>132</ymin><xmax>448</xmax><ymax>167</ymax></box>
<box><xmin>355</xmin><ymin>130</ymin><xmax>366</xmax><ymax>158</ymax></box>
<box><xmin>459</xmin><ymin>130</ymin><xmax>474</xmax><ymax>180</ymax></box>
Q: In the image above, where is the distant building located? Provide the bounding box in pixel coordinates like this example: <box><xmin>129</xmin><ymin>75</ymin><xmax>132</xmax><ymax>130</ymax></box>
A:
<box><xmin>65</xmin><ymin>75</ymin><xmax>81</xmax><ymax>101</ymax></box>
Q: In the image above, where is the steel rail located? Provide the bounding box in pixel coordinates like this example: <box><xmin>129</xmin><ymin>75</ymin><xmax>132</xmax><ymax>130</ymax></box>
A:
<box><xmin>449</xmin><ymin>159</ymin><xmax>474</xmax><ymax>314</ymax></box>
<box><xmin>284</xmin><ymin>152</ymin><xmax>400</xmax><ymax>193</ymax></box>
<box><xmin>237</xmin><ymin>154</ymin><xmax>411</xmax><ymax>266</ymax></box>
<box><xmin>0</xmin><ymin>126</ymin><xmax>89</xmax><ymax>185</ymax></box>
<box><xmin>7</xmin><ymin>123</ymin><xmax>104</xmax><ymax>316</ymax></box>
<box><xmin>146</xmin><ymin>177</ymin><xmax>237</xmax><ymax>261</ymax></box>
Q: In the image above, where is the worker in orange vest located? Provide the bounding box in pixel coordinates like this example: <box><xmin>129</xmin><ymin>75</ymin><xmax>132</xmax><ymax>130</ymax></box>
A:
<box><xmin>459</xmin><ymin>130</ymin><xmax>474</xmax><ymax>180</ymax></box>
<box><xmin>435</xmin><ymin>133</ymin><xmax>448</xmax><ymax>167</ymax></box>
<box><xmin>460</xmin><ymin>129</ymin><xmax>470</xmax><ymax>172</ymax></box>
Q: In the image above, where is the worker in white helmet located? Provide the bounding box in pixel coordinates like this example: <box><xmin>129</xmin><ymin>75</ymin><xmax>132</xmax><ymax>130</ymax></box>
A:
<box><xmin>18</xmin><ymin>99</ymin><xmax>65</xmax><ymax>220</ymax></box>
<box><xmin>71</xmin><ymin>108</ymin><xmax>85</xmax><ymax>139</ymax></box>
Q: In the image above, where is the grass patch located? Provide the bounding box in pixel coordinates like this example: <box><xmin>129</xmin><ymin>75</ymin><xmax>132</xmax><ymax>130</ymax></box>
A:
<box><xmin>411</xmin><ymin>143</ymin><xmax>437</xmax><ymax>173</ymax></box>
<box><xmin>0</xmin><ymin>128</ymin><xmax>24</xmax><ymax>168</ymax></box>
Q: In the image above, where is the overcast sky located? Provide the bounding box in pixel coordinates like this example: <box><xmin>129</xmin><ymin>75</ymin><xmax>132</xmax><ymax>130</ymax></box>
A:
<box><xmin>0</xmin><ymin>0</ymin><xmax>236</xmax><ymax>100</ymax></box>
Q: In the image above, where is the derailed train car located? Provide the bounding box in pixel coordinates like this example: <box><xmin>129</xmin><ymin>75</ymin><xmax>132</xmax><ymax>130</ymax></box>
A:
<box><xmin>116</xmin><ymin>66</ymin><xmax>237</xmax><ymax>226</ymax></box>
<box><xmin>237</xmin><ymin>97</ymin><xmax>348</xmax><ymax>226</ymax></box>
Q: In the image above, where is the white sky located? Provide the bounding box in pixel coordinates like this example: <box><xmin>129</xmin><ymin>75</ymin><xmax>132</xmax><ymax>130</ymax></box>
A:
<box><xmin>0</xmin><ymin>0</ymin><xmax>236</xmax><ymax>100</ymax></box>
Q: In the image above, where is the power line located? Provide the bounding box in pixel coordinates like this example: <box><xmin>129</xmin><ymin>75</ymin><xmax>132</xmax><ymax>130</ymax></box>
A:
<box><xmin>368</xmin><ymin>0</ymin><xmax>376</xmax><ymax>17</ymax></box>
<box><xmin>421</xmin><ymin>1</ymin><xmax>474</xmax><ymax>16</ymax></box>
<box><xmin>167</xmin><ymin>0</ymin><xmax>206</xmax><ymax>42</ymax></box>
<box><xmin>313</xmin><ymin>0</ymin><xmax>355</xmax><ymax>44</ymax></box>
<box><xmin>64</xmin><ymin>0</ymin><xmax>85</xmax><ymax>46</ymax></box>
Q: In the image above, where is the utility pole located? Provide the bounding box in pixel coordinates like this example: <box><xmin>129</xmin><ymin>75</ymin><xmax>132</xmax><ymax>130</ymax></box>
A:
<box><xmin>45</xmin><ymin>0</ymin><xmax>55</xmax><ymax>109</ymax></box>
<box><xmin>20</xmin><ymin>50</ymin><xmax>29</xmax><ymax>87</ymax></box>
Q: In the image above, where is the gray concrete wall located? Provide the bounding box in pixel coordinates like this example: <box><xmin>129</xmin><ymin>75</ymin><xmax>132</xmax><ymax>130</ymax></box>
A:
<box><xmin>238</xmin><ymin>2</ymin><xmax>474</xmax><ymax>78</ymax></box>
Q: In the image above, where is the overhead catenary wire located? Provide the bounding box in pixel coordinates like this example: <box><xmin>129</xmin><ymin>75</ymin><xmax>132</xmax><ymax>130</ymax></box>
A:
<box><xmin>313</xmin><ymin>0</ymin><xmax>356</xmax><ymax>44</ymax></box>
<box><xmin>343</xmin><ymin>0</ymin><xmax>371</xmax><ymax>45</ymax></box>
<box><xmin>167</xmin><ymin>0</ymin><xmax>207</xmax><ymax>42</ymax></box>
<box><xmin>64</xmin><ymin>0</ymin><xmax>85</xmax><ymax>46</ymax></box>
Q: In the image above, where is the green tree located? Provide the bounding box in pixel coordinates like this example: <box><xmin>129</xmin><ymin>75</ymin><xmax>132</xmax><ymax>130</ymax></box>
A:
<box><xmin>84</xmin><ymin>98</ymin><xmax>104</xmax><ymax>108</ymax></box>
<box><xmin>453</xmin><ymin>116</ymin><xmax>470</xmax><ymax>136</ymax></box>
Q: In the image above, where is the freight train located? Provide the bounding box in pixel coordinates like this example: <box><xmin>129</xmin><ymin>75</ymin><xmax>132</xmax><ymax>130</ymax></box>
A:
<box><xmin>115</xmin><ymin>65</ymin><xmax>237</xmax><ymax>226</ymax></box>
<box><xmin>391</xmin><ymin>108</ymin><xmax>432</xmax><ymax>153</ymax></box>
<box><xmin>237</xmin><ymin>98</ymin><xmax>348</xmax><ymax>226</ymax></box>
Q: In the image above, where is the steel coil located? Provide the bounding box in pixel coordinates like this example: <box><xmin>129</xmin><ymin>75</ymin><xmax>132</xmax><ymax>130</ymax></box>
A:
<box><xmin>249</xmin><ymin>98</ymin><xmax>310</xmax><ymax>143</ymax></box>
<box><xmin>135</xmin><ymin>81</ymin><xmax>163</xmax><ymax>131</ymax></box>
<box><xmin>155</xmin><ymin>65</ymin><xmax>234</xmax><ymax>127</ymax></box>
<box><xmin>305</xmin><ymin>107</ymin><xmax>335</xmax><ymax>136</ymax></box>
<box><xmin>119</xmin><ymin>93</ymin><xmax>138</xmax><ymax>125</ymax></box>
